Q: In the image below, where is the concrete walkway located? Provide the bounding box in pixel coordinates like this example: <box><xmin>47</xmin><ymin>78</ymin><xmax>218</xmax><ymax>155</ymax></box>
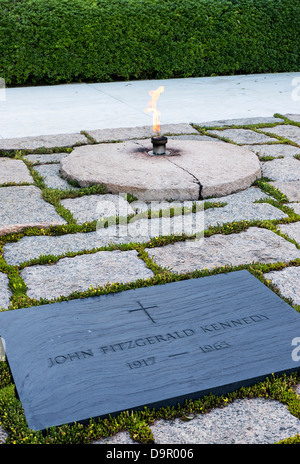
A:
<box><xmin>0</xmin><ymin>72</ymin><xmax>300</xmax><ymax>138</ymax></box>
<box><xmin>1</xmin><ymin>73</ymin><xmax>300</xmax><ymax>444</ymax></box>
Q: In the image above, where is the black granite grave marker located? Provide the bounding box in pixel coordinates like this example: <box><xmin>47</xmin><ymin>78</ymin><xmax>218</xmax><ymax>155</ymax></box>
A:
<box><xmin>1</xmin><ymin>270</ymin><xmax>300</xmax><ymax>431</ymax></box>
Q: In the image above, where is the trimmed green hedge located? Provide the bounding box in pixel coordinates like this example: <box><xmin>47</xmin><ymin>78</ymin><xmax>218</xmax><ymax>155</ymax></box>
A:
<box><xmin>0</xmin><ymin>0</ymin><xmax>299</xmax><ymax>86</ymax></box>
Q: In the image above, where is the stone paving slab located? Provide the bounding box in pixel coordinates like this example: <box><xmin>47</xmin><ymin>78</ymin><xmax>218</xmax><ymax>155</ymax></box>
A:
<box><xmin>2</xmin><ymin>189</ymin><xmax>285</xmax><ymax>265</ymax></box>
<box><xmin>205</xmin><ymin>187</ymin><xmax>287</xmax><ymax>228</ymax></box>
<box><xmin>3</xmin><ymin>232</ymin><xmax>122</xmax><ymax>266</ymax></box>
<box><xmin>85</xmin><ymin>123</ymin><xmax>197</xmax><ymax>143</ymax></box>
<box><xmin>24</xmin><ymin>153</ymin><xmax>68</xmax><ymax>165</ymax></box>
<box><xmin>264</xmin><ymin>267</ymin><xmax>300</xmax><ymax>306</ymax></box>
<box><xmin>0</xmin><ymin>272</ymin><xmax>11</xmax><ymax>310</ymax></box>
<box><xmin>60</xmin><ymin>194</ymin><xmax>136</xmax><ymax>224</ymax></box>
<box><xmin>168</xmin><ymin>134</ymin><xmax>224</xmax><ymax>142</ymax></box>
<box><xmin>1</xmin><ymin>201</ymin><xmax>284</xmax><ymax>266</ymax></box>
<box><xmin>131</xmin><ymin>199</ymin><xmax>197</xmax><ymax>214</ymax></box>
<box><xmin>291</xmin><ymin>203</ymin><xmax>300</xmax><ymax>215</ymax></box>
<box><xmin>0</xmin><ymin>185</ymin><xmax>66</xmax><ymax>235</ymax></box>
<box><xmin>245</xmin><ymin>144</ymin><xmax>300</xmax><ymax>158</ymax></box>
<box><xmin>204</xmin><ymin>201</ymin><xmax>286</xmax><ymax>228</ymax></box>
<box><xmin>198</xmin><ymin>116</ymin><xmax>284</xmax><ymax>127</ymax></box>
<box><xmin>201</xmin><ymin>186</ymin><xmax>287</xmax><ymax>227</ymax></box>
<box><xmin>93</xmin><ymin>431</ymin><xmax>137</xmax><ymax>445</ymax></box>
<box><xmin>2</xmin><ymin>395</ymin><xmax>300</xmax><ymax>445</ymax></box>
<box><xmin>0</xmin><ymin>113</ymin><xmax>300</xmax><ymax>444</ymax></box>
<box><xmin>278</xmin><ymin>222</ymin><xmax>300</xmax><ymax>244</ymax></box>
<box><xmin>257</xmin><ymin>125</ymin><xmax>300</xmax><ymax>144</ymax></box>
<box><xmin>145</xmin><ymin>227</ymin><xmax>300</xmax><ymax>274</ymax></box>
<box><xmin>270</xmin><ymin>181</ymin><xmax>300</xmax><ymax>202</ymax></box>
<box><xmin>0</xmin><ymin>426</ymin><xmax>8</xmax><ymax>444</ymax></box>
<box><xmin>1</xmin><ymin>116</ymin><xmax>300</xmax><ymax>444</ymax></box>
<box><xmin>295</xmin><ymin>384</ymin><xmax>300</xmax><ymax>395</ymax></box>
<box><xmin>21</xmin><ymin>250</ymin><xmax>154</xmax><ymax>300</ymax></box>
<box><xmin>212</xmin><ymin>186</ymin><xmax>268</xmax><ymax>204</ymax></box>
<box><xmin>33</xmin><ymin>164</ymin><xmax>79</xmax><ymax>190</ymax></box>
<box><xmin>3</xmin><ymin>188</ymin><xmax>288</xmax><ymax>266</ymax></box>
<box><xmin>149</xmin><ymin>398</ymin><xmax>300</xmax><ymax>444</ymax></box>
<box><xmin>261</xmin><ymin>158</ymin><xmax>300</xmax><ymax>182</ymax></box>
<box><xmin>131</xmin><ymin>186</ymin><xmax>269</xmax><ymax>212</ymax></box>
<box><xmin>0</xmin><ymin>133</ymin><xmax>87</xmax><ymax>151</ymax></box>
<box><xmin>3</xmin><ymin>213</ymin><xmax>205</xmax><ymax>266</ymax></box>
<box><xmin>93</xmin><ymin>397</ymin><xmax>300</xmax><ymax>445</ymax></box>
<box><xmin>285</xmin><ymin>114</ymin><xmax>300</xmax><ymax>123</ymax></box>
<box><xmin>0</xmin><ymin>158</ymin><xmax>34</xmax><ymax>185</ymax></box>
<box><xmin>206</xmin><ymin>129</ymin><xmax>278</xmax><ymax>144</ymax></box>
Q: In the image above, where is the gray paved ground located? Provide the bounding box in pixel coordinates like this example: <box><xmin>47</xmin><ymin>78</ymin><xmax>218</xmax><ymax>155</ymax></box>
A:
<box><xmin>1</xmin><ymin>116</ymin><xmax>300</xmax><ymax>444</ymax></box>
<box><xmin>94</xmin><ymin>399</ymin><xmax>300</xmax><ymax>445</ymax></box>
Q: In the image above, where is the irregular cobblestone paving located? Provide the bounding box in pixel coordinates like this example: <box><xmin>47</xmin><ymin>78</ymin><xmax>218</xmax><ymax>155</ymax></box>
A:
<box><xmin>1</xmin><ymin>116</ymin><xmax>300</xmax><ymax>444</ymax></box>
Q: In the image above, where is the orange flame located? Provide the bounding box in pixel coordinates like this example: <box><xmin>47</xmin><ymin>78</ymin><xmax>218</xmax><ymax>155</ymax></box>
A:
<box><xmin>145</xmin><ymin>86</ymin><xmax>164</xmax><ymax>135</ymax></box>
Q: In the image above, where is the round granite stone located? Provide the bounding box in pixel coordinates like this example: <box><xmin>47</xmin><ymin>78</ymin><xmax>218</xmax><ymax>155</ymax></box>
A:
<box><xmin>60</xmin><ymin>140</ymin><xmax>261</xmax><ymax>201</ymax></box>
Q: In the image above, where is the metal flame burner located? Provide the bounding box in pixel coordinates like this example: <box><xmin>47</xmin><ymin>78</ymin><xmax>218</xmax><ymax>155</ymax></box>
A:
<box><xmin>148</xmin><ymin>136</ymin><xmax>170</xmax><ymax>156</ymax></box>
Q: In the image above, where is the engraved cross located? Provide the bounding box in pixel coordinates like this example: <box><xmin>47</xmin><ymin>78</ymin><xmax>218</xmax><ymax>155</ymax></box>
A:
<box><xmin>128</xmin><ymin>301</ymin><xmax>158</xmax><ymax>324</ymax></box>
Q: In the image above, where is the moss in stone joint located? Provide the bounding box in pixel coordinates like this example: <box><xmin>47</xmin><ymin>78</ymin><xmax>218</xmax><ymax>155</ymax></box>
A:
<box><xmin>253</xmin><ymin>178</ymin><xmax>289</xmax><ymax>204</ymax></box>
<box><xmin>0</xmin><ymin>181</ymin><xmax>33</xmax><ymax>188</ymax></box>
<box><xmin>1</xmin><ymin>115</ymin><xmax>300</xmax><ymax>441</ymax></box>
<box><xmin>258</xmin><ymin>155</ymin><xmax>285</xmax><ymax>162</ymax></box>
<box><xmin>80</xmin><ymin>131</ymin><xmax>97</xmax><ymax>144</ymax></box>
<box><xmin>195</xmin><ymin>122</ymin><xmax>284</xmax><ymax>132</ymax></box>
<box><xmin>274</xmin><ymin>114</ymin><xmax>300</xmax><ymax>129</ymax></box>
<box><xmin>0</xmin><ymin>147</ymin><xmax>75</xmax><ymax>159</ymax></box>
<box><xmin>6</xmin><ymin>252</ymin><xmax>300</xmax><ymax>314</ymax></box>
<box><xmin>193</xmin><ymin>120</ymin><xmax>300</xmax><ymax>150</ymax></box>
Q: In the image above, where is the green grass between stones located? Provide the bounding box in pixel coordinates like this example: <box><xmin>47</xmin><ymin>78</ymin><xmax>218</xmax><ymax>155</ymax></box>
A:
<box><xmin>0</xmin><ymin>115</ymin><xmax>300</xmax><ymax>443</ymax></box>
<box><xmin>1</xmin><ymin>365</ymin><xmax>300</xmax><ymax>444</ymax></box>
